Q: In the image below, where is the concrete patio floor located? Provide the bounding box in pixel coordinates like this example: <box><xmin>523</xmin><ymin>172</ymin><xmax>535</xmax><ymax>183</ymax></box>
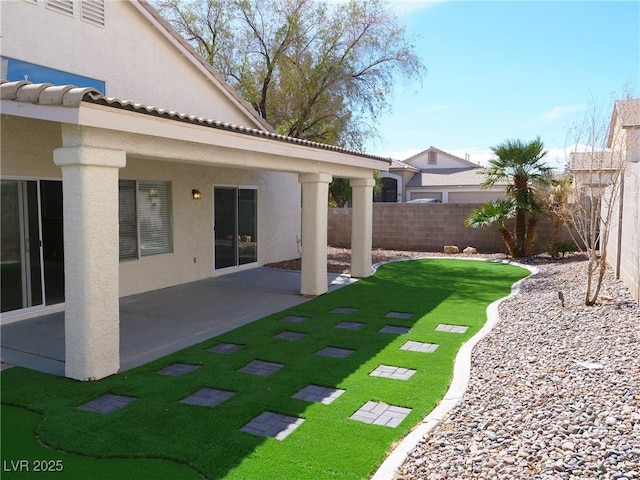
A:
<box><xmin>1</xmin><ymin>267</ymin><xmax>354</xmax><ymax>376</ymax></box>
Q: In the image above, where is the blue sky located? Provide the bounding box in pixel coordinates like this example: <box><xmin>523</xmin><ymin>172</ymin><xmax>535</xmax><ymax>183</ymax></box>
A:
<box><xmin>366</xmin><ymin>0</ymin><xmax>640</xmax><ymax>169</ymax></box>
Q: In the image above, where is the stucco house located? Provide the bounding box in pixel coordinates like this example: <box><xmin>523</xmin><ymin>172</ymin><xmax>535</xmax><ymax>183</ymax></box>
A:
<box><xmin>0</xmin><ymin>0</ymin><xmax>388</xmax><ymax>381</ymax></box>
<box><xmin>379</xmin><ymin>147</ymin><xmax>506</xmax><ymax>203</ymax></box>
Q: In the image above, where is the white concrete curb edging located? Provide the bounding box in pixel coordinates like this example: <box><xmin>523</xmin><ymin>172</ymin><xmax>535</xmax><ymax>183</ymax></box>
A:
<box><xmin>369</xmin><ymin>257</ymin><xmax>538</xmax><ymax>480</ymax></box>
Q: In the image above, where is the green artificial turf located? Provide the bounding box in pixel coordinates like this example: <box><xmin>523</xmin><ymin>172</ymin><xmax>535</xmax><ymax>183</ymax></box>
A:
<box><xmin>1</xmin><ymin>259</ymin><xmax>529</xmax><ymax>480</ymax></box>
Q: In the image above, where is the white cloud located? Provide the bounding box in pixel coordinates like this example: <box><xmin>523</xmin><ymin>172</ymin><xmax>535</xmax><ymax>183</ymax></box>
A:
<box><xmin>448</xmin><ymin>147</ymin><xmax>493</xmax><ymax>166</ymax></box>
<box><xmin>388</xmin><ymin>0</ymin><xmax>449</xmax><ymax>16</ymax></box>
<box><xmin>537</xmin><ymin>105</ymin><xmax>586</xmax><ymax>124</ymax></box>
<box><xmin>377</xmin><ymin>148</ymin><xmax>423</xmax><ymax>160</ymax></box>
<box><xmin>420</xmin><ymin>104</ymin><xmax>448</xmax><ymax>114</ymax></box>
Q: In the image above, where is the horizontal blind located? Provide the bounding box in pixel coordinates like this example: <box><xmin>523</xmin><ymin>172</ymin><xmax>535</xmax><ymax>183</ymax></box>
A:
<box><xmin>138</xmin><ymin>181</ymin><xmax>173</xmax><ymax>257</ymax></box>
<box><xmin>118</xmin><ymin>180</ymin><xmax>137</xmax><ymax>260</ymax></box>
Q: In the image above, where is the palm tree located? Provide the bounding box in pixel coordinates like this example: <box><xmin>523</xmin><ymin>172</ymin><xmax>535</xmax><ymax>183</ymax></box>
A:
<box><xmin>481</xmin><ymin>137</ymin><xmax>552</xmax><ymax>257</ymax></box>
<box><xmin>465</xmin><ymin>199</ymin><xmax>517</xmax><ymax>257</ymax></box>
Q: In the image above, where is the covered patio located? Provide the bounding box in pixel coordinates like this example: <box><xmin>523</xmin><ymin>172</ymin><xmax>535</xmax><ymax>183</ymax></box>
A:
<box><xmin>1</xmin><ymin>267</ymin><xmax>354</xmax><ymax>377</ymax></box>
<box><xmin>1</xmin><ymin>80</ymin><xmax>389</xmax><ymax>381</ymax></box>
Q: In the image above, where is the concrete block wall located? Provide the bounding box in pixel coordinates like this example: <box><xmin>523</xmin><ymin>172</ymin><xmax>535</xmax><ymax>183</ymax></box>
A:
<box><xmin>618</xmin><ymin>163</ymin><xmax>640</xmax><ymax>303</ymax></box>
<box><xmin>328</xmin><ymin>203</ymin><xmax>573</xmax><ymax>254</ymax></box>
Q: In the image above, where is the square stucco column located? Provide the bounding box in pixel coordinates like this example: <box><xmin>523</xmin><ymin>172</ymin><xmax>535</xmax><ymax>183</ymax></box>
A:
<box><xmin>54</xmin><ymin>146</ymin><xmax>126</xmax><ymax>381</ymax></box>
<box><xmin>299</xmin><ymin>173</ymin><xmax>332</xmax><ymax>296</ymax></box>
<box><xmin>350</xmin><ymin>178</ymin><xmax>375</xmax><ymax>278</ymax></box>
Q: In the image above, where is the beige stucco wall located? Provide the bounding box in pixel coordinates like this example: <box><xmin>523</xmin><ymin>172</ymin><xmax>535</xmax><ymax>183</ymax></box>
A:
<box><xmin>448</xmin><ymin>190</ymin><xmax>504</xmax><ymax>203</ymax></box>
<box><xmin>0</xmin><ymin>1</ymin><xmax>255</xmax><ymax>127</ymax></box>
<box><xmin>619</xmin><ymin>163</ymin><xmax>640</xmax><ymax>303</ymax></box>
<box><xmin>1</xmin><ymin>116</ymin><xmax>302</xmax><ymax>298</ymax></box>
<box><xmin>407</xmin><ymin>150</ymin><xmax>476</xmax><ymax>170</ymax></box>
<box><xmin>607</xmin><ymin>162</ymin><xmax>640</xmax><ymax>304</ymax></box>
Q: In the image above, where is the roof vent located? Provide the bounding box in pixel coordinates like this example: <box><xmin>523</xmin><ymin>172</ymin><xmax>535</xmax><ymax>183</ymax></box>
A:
<box><xmin>46</xmin><ymin>0</ymin><xmax>73</xmax><ymax>16</ymax></box>
<box><xmin>81</xmin><ymin>0</ymin><xmax>105</xmax><ymax>27</ymax></box>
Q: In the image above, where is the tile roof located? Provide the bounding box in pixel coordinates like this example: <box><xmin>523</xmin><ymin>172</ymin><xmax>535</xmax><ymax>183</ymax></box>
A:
<box><xmin>406</xmin><ymin>167</ymin><xmax>508</xmax><ymax>187</ymax></box>
<box><xmin>403</xmin><ymin>146</ymin><xmax>479</xmax><ymax>168</ymax></box>
<box><xmin>615</xmin><ymin>99</ymin><xmax>640</xmax><ymax>127</ymax></box>
<box><xmin>1</xmin><ymin>80</ymin><xmax>391</xmax><ymax>164</ymax></box>
<box><xmin>389</xmin><ymin>158</ymin><xmax>418</xmax><ymax>170</ymax></box>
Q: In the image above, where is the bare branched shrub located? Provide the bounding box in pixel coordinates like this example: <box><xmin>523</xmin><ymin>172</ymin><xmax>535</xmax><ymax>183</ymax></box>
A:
<box><xmin>562</xmin><ymin>94</ymin><xmax>637</xmax><ymax>305</ymax></box>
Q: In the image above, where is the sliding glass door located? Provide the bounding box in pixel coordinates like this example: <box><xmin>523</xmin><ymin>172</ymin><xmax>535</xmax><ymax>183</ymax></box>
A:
<box><xmin>214</xmin><ymin>187</ymin><xmax>257</xmax><ymax>270</ymax></box>
<box><xmin>0</xmin><ymin>179</ymin><xmax>64</xmax><ymax>313</ymax></box>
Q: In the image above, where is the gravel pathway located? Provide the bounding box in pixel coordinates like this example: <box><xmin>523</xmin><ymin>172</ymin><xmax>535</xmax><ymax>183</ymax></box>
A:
<box><xmin>395</xmin><ymin>256</ymin><xmax>640</xmax><ymax>480</ymax></box>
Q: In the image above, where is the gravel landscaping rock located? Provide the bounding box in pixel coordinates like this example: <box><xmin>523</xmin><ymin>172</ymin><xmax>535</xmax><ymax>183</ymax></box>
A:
<box><xmin>394</xmin><ymin>254</ymin><xmax>640</xmax><ymax>480</ymax></box>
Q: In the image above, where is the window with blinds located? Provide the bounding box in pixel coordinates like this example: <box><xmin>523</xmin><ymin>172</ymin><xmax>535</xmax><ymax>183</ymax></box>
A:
<box><xmin>118</xmin><ymin>180</ymin><xmax>173</xmax><ymax>260</ymax></box>
<box><xmin>118</xmin><ymin>180</ymin><xmax>137</xmax><ymax>260</ymax></box>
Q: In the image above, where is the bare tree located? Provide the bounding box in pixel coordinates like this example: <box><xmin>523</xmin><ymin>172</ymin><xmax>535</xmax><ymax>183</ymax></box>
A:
<box><xmin>562</xmin><ymin>94</ymin><xmax>636</xmax><ymax>305</ymax></box>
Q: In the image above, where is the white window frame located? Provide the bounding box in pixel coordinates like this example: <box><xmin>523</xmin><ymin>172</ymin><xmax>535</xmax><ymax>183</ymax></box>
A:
<box><xmin>119</xmin><ymin>180</ymin><xmax>173</xmax><ymax>261</ymax></box>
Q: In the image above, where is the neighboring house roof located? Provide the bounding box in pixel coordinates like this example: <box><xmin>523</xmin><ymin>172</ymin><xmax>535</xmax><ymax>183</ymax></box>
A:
<box><xmin>0</xmin><ymin>79</ymin><xmax>392</xmax><ymax>164</ymax></box>
<box><xmin>134</xmin><ymin>0</ymin><xmax>274</xmax><ymax>133</ymax></box>
<box><xmin>607</xmin><ymin>98</ymin><xmax>640</xmax><ymax>147</ymax></box>
<box><xmin>405</xmin><ymin>167</ymin><xmax>507</xmax><ymax>188</ymax></box>
<box><xmin>389</xmin><ymin>158</ymin><xmax>419</xmax><ymax>172</ymax></box>
<box><xmin>404</xmin><ymin>146</ymin><xmax>479</xmax><ymax>168</ymax></box>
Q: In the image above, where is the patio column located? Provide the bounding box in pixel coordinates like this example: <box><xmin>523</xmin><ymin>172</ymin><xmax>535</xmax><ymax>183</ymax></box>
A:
<box><xmin>350</xmin><ymin>178</ymin><xmax>375</xmax><ymax>278</ymax></box>
<box><xmin>53</xmin><ymin>146</ymin><xmax>126</xmax><ymax>381</ymax></box>
<box><xmin>299</xmin><ymin>173</ymin><xmax>332</xmax><ymax>296</ymax></box>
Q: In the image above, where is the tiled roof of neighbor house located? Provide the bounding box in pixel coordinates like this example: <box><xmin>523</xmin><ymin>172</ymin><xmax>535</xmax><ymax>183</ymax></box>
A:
<box><xmin>389</xmin><ymin>158</ymin><xmax>419</xmax><ymax>171</ymax></box>
<box><xmin>616</xmin><ymin>99</ymin><xmax>640</xmax><ymax>127</ymax></box>
<box><xmin>404</xmin><ymin>146</ymin><xmax>479</xmax><ymax>168</ymax></box>
<box><xmin>0</xmin><ymin>80</ymin><xmax>391</xmax><ymax>164</ymax></box>
<box><xmin>406</xmin><ymin>167</ymin><xmax>509</xmax><ymax>187</ymax></box>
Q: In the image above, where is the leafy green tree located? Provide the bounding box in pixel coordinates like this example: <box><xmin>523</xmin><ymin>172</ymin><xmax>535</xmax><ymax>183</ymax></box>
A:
<box><xmin>466</xmin><ymin>137</ymin><xmax>552</xmax><ymax>257</ymax></box>
<box><xmin>155</xmin><ymin>0</ymin><xmax>425</xmax><ymax>151</ymax></box>
<box><xmin>328</xmin><ymin>171</ymin><xmax>383</xmax><ymax>207</ymax></box>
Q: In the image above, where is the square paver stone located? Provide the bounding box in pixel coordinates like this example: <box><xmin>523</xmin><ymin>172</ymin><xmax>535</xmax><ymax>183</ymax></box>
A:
<box><xmin>292</xmin><ymin>385</ymin><xmax>345</xmax><ymax>405</ymax></box>
<box><xmin>385</xmin><ymin>311</ymin><xmax>414</xmax><ymax>319</ymax></box>
<box><xmin>239</xmin><ymin>360</ymin><xmax>285</xmax><ymax>376</ymax></box>
<box><xmin>350</xmin><ymin>401</ymin><xmax>412</xmax><ymax>428</ymax></box>
<box><xmin>241</xmin><ymin>411</ymin><xmax>305</xmax><ymax>440</ymax></box>
<box><xmin>379</xmin><ymin>325</ymin><xmax>412</xmax><ymax>335</ymax></box>
<box><xmin>370</xmin><ymin>364</ymin><xmax>416</xmax><ymax>381</ymax></box>
<box><xmin>180</xmin><ymin>388</ymin><xmax>236</xmax><ymax>408</ymax></box>
<box><xmin>208</xmin><ymin>343</ymin><xmax>244</xmax><ymax>354</ymax></box>
<box><xmin>436</xmin><ymin>324</ymin><xmax>469</xmax><ymax>334</ymax></box>
<box><xmin>400</xmin><ymin>341</ymin><xmax>439</xmax><ymax>353</ymax></box>
<box><xmin>274</xmin><ymin>331</ymin><xmax>307</xmax><ymax>341</ymax></box>
<box><xmin>77</xmin><ymin>394</ymin><xmax>136</xmax><ymax>415</ymax></box>
<box><xmin>330</xmin><ymin>307</ymin><xmax>358</xmax><ymax>314</ymax></box>
<box><xmin>281</xmin><ymin>315</ymin><xmax>310</xmax><ymax>323</ymax></box>
<box><xmin>315</xmin><ymin>346</ymin><xmax>355</xmax><ymax>358</ymax></box>
<box><xmin>157</xmin><ymin>363</ymin><xmax>200</xmax><ymax>376</ymax></box>
<box><xmin>335</xmin><ymin>321</ymin><xmax>365</xmax><ymax>330</ymax></box>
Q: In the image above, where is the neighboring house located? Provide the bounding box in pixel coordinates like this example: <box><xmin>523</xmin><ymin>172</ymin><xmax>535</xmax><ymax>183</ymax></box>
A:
<box><xmin>570</xmin><ymin>99</ymin><xmax>640</xmax><ymax>194</ymax></box>
<box><xmin>378</xmin><ymin>147</ymin><xmax>506</xmax><ymax>203</ymax></box>
<box><xmin>602</xmin><ymin>99</ymin><xmax>640</xmax><ymax>303</ymax></box>
<box><xmin>569</xmin><ymin>151</ymin><xmax>624</xmax><ymax>196</ymax></box>
<box><xmin>0</xmin><ymin>0</ymin><xmax>388</xmax><ymax>381</ymax></box>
